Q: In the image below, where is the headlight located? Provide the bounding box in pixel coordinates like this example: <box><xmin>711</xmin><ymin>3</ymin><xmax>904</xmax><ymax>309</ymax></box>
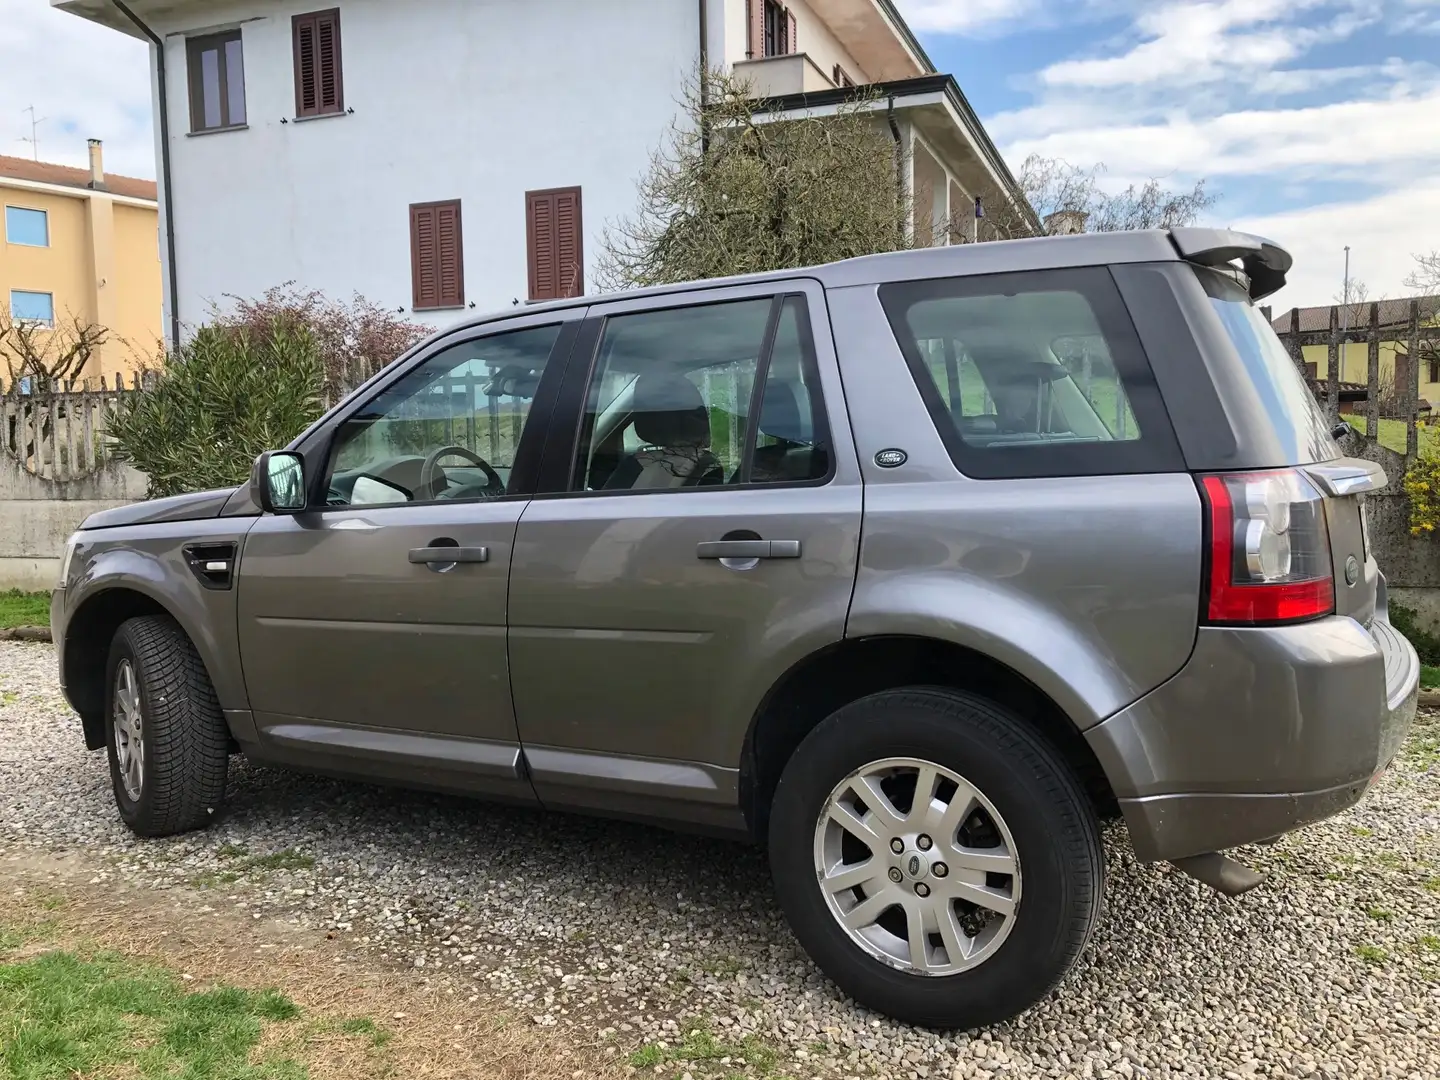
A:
<box><xmin>58</xmin><ymin>534</ymin><xmax>78</xmax><ymax>588</ymax></box>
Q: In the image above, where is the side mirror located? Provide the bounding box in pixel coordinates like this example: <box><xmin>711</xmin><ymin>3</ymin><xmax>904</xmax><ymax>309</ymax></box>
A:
<box><xmin>252</xmin><ymin>451</ymin><xmax>307</xmax><ymax>514</ymax></box>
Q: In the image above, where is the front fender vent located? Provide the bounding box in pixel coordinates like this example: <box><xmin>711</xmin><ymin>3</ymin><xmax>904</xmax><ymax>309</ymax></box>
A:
<box><xmin>182</xmin><ymin>542</ymin><xmax>237</xmax><ymax>591</ymax></box>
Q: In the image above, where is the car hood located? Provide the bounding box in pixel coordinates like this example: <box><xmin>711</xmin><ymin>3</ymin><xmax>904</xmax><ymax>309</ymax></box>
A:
<box><xmin>81</xmin><ymin>487</ymin><xmax>241</xmax><ymax>530</ymax></box>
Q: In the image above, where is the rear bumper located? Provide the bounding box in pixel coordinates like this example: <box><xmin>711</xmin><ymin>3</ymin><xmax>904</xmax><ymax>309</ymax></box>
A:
<box><xmin>1088</xmin><ymin>610</ymin><xmax>1418</xmax><ymax>863</ymax></box>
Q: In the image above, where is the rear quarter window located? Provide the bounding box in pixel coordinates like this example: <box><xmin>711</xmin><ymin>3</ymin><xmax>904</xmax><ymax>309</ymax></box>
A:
<box><xmin>880</xmin><ymin>267</ymin><xmax>1184</xmax><ymax>479</ymax></box>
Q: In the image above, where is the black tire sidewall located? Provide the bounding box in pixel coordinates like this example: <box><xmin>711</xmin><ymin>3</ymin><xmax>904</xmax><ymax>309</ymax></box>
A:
<box><xmin>768</xmin><ymin>689</ymin><xmax>1101</xmax><ymax>1029</ymax></box>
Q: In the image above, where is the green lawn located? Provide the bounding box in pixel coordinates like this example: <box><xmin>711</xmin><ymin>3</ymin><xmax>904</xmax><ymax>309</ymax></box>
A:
<box><xmin>0</xmin><ymin>940</ymin><xmax>308</xmax><ymax>1078</ymax></box>
<box><xmin>0</xmin><ymin>591</ymin><xmax>49</xmax><ymax>630</ymax></box>
<box><xmin>1422</xmin><ymin>665</ymin><xmax>1440</xmax><ymax>690</ymax></box>
<box><xmin>1342</xmin><ymin>414</ymin><xmax>1440</xmax><ymax>455</ymax></box>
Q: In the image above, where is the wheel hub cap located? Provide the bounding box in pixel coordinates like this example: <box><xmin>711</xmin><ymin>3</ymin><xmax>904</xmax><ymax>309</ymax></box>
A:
<box><xmin>812</xmin><ymin>756</ymin><xmax>1021</xmax><ymax>976</ymax></box>
<box><xmin>112</xmin><ymin>659</ymin><xmax>144</xmax><ymax>801</ymax></box>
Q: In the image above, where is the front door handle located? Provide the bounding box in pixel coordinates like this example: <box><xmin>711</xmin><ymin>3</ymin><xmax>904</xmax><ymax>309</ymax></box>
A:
<box><xmin>696</xmin><ymin>539</ymin><xmax>801</xmax><ymax>560</ymax></box>
<box><xmin>408</xmin><ymin>545</ymin><xmax>490</xmax><ymax>565</ymax></box>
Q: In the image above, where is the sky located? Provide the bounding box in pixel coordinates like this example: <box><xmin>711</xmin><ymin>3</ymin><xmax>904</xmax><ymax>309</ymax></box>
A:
<box><xmin>2</xmin><ymin>0</ymin><xmax>1438</xmax><ymax>310</ymax></box>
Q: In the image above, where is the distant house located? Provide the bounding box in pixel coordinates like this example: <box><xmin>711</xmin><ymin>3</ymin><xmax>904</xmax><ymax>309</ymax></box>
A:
<box><xmin>1272</xmin><ymin>296</ymin><xmax>1440</xmax><ymax>414</ymax></box>
<box><xmin>0</xmin><ymin>141</ymin><xmax>162</xmax><ymax>380</ymax></box>
<box><xmin>54</xmin><ymin>0</ymin><xmax>1028</xmax><ymax>346</ymax></box>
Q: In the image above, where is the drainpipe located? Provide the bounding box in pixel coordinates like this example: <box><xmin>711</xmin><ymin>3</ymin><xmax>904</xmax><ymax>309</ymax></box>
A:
<box><xmin>113</xmin><ymin>0</ymin><xmax>181</xmax><ymax>355</ymax></box>
<box><xmin>887</xmin><ymin>96</ymin><xmax>904</xmax><ymax>245</ymax></box>
<box><xmin>698</xmin><ymin>0</ymin><xmax>710</xmax><ymax>155</ymax></box>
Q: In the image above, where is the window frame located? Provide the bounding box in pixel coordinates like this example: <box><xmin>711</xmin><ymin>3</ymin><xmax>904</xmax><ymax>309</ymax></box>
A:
<box><xmin>292</xmin><ymin>8</ymin><xmax>345</xmax><ymax>120</ymax></box>
<box><xmin>526</xmin><ymin>186</ymin><xmax>584</xmax><ymax>302</ymax></box>
<box><xmin>4</xmin><ymin>205</ymin><xmax>49</xmax><ymax>247</ymax></box>
<box><xmin>9</xmin><ymin>289</ymin><xmax>55</xmax><ymax>328</ymax></box>
<box><xmin>880</xmin><ymin>267</ymin><xmax>1185</xmax><ymax>480</ymax></box>
<box><xmin>533</xmin><ymin>285</ymin><xmax>836</xmax><ymax>499</ymax></box>
<box><xmin>763</xmin><ymin>0</ymin><xmax>788</xmax><ymax>57</ymax></box>
<box><xmin>293</xmin><ymin>308</ymin><xmax>588</xmax><ymax>512</ymax></box>
<box><xmin>186</xmin><ymin>29</ymin><xmax>246</xmax><ymax>133</ymax></box>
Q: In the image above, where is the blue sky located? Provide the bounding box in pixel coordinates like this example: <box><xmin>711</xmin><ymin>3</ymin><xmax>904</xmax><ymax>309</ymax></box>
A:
<box><xmin>3</xmin><ymin>0</ymin><xmax>1437</xmax><ymax>308</ymax></box>
<box><xmin>900</xmin><ymin>0</ymin><xmax>1440</xmax><ymax>305</ymax></box>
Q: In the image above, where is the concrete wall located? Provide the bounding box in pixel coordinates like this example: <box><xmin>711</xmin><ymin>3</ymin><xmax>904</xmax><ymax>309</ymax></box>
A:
<box><xmin>148</xmin><ymin>0</ymin><xmax>703</xmax><ymax>331</ymax></box>
<box><xmin>0</xmin><ymin>458</ymin><xmax>144</xmax><ymax>591</ymax></box>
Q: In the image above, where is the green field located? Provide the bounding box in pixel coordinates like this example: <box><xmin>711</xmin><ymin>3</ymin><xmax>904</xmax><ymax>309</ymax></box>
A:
<box><xmin>1342</xmin><ymin>414</ymin><xmax>1439</xmax><ymax>455</ymax></box>
<box><xmin>0</xmin><ymin>591</ymin><xmax>49</xmax><ymax>630</ymax></box>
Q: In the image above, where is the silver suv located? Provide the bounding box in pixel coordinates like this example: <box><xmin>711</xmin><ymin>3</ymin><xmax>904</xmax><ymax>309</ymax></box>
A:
<box><xmin>52</xmin><ymin>229</ymin><xmax>1417</xmax><ymax>1029</ymax></box>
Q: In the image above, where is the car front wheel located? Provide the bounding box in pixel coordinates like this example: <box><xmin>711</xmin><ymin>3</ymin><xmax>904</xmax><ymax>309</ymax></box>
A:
<box><xmin>767</xmin><ymin>687</ymin><xmax>1104</xmax><ymax>1030</ymax></box>
<box><xmin>105</xmin><ymin>615</ymin><xmax>230</xmax><ymax>837</ymax></box>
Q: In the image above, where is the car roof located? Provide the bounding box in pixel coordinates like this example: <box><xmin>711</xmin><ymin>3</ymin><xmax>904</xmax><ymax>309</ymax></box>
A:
<box><xmin>447</xmin><ymin>228</ymin><xmax>1288</xmax><ymax>334</ymax></box>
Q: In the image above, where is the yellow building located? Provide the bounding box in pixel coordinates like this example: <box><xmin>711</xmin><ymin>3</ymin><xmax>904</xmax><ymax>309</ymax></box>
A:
<box><xmin>1273</xmin><ymin>298</ymin><xmax>1440</xmax><ymax>410</ymax></box>
<box><xmin>1</xmin><ymin>140</ymin><xmax>161</xmax><ymax>384</ymax></box>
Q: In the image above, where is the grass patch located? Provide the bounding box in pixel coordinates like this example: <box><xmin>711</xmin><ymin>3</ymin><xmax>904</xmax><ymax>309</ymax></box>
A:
<box><xmin>1343</xmin><ymin>415</ymin><xmax>1440</xmax><ymax>456</ymax></box>
<box><xmin>0</xmin><ymin>945</ymin><xmax>308</xmax><ymax>1078</ymax></box>
<box><xmin>0</xmin><ymin>590</ymin><xmax>48</xmax><ymax>630</ymax></box>
<box><xmin>1365</xmin><ymin>906</ymin><xmax>1395</xmax><ymax>921</ymax></box>
<box><xmin>699</xmin><ymin>954</ymin><xmax>744</xmax><ymax>977</ymax></box>
<box><xmin>191</xmin><ymin>848</ymin><xmax>312</xmax><ymax>890</ymax></box>
<box><xmin>1424</xmin><ymin>665</ymin><xmax>1440</xmax><ymax>690</ymax></box>
<box><xmin>1356</xmin><ymin>943</ymin><xmax>1388</xmax><ymax>965</ymax></box>
<box><xmin>1349</xmin><ymin>825</ymin><xmax>1374</xmax><ymax>837</ymax></box>
<box><xmin>627</xmin><ymin>1024</ymin><xmax>780</xmax><ymax>1075</ymax></box>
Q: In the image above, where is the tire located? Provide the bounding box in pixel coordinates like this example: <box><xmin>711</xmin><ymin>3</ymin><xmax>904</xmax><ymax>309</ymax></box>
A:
<box><xmin>767</xmin><ymin>687</ymin><xmax>1104</xmax><ymax>1030</ymax></box>
<box><xmin>104</xmin><ymin>615</ymin><xmax>229</xmax><ymax>837</ymax></box>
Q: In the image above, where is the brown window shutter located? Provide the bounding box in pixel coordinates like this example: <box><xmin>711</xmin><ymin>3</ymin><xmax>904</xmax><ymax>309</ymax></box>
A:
<box><xmin>435</xmin><ymin>201</ymin><xmax>463</xmax><ymax>308</ymax></box>
<box><xmin>747</xmin><ymin>0</ymin><xmax>763</xmax><ymax>59</ymax></box>
<box><xmin>786</xmin><ymin>8</ymin><xmax>797</xmax><ymax>54</ymax></box>
<box><xmin>527</xmin><ymin>187</ymin><xmax>583</xmax><ymax>302</ymax></box>
<box><xmin>410</xmin><ymin>200</ymin><xmax>463</xmax><ymax>310</ymax></box>
<box><xmin>293</xmin><ymin>9</ymin><xmax>343</xmax><ymax>118</ymax></box>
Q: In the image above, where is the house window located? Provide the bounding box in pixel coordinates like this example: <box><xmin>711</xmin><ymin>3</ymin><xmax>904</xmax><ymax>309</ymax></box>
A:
<box><xmin>410</xmin><ymin>200</ymin><xmax>464</xmax><ymax>310</ymax></box>
<box><xmin>1429</xmin><ymin>357</ymin><xmax>1439</xmax><ymax>384</ymax></box>
<box><xmin>526</xmin><ymin>187</ymin><xmax>583</xmax><ymax>302</ymax></box>
<box><xmin>5</xmin><ymin>206</ymin><xmax>48</xmax><ymax>247</ymax></box>
<box><xmin>187</xmin><ymin>30</ymin><xmax>246</xmax><ymax>132</ymax></box>
<box><xmin>833</xmin><ymin>64</ymin><xmax>855</xmax><ymax>88</ymax></box>
<box><xmin>9</xmin><ymin>290</ymin><xmax>55</xmax><ymax>327</ymax></box>
<box><xmin>763</xmin><ymin>0</ymin><xmax>792</xmax><ymax>56</ymax></box>
<box><xmin>293</xmin><ymin>9</ymin><xmax>344</xmax><ymax>118</ymax></box>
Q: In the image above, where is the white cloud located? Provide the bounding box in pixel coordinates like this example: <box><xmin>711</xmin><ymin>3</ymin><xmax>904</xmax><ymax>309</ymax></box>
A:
<box><xmin>1235</xmin><ymin>177</ymin><xmax>1440</xmax><ymax>306</ymax></box>
<box><xmin>0</xmin><ymin>0</ymin><xmax>152</xmax><ymax>178</ymax></box>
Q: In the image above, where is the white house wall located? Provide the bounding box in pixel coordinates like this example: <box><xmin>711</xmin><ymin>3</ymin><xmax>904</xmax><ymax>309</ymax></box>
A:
<box><xmin>149</xmin><ymin>0</ymin><xmax>701</xmax><ymax>331</ymax></box>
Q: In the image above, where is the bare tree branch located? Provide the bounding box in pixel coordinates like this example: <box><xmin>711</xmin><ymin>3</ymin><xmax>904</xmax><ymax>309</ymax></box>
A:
<box><xmin>0</xmin><ymin>304</ymin><xmax>109</xmax><ymax>388</ymax></box>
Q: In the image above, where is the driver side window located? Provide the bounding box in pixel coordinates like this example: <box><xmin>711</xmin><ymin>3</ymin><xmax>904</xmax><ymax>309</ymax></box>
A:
<box><xmin>324</xmin><ymin>324</ymin><xmax>562</xmax><ymax>506</ymax></box>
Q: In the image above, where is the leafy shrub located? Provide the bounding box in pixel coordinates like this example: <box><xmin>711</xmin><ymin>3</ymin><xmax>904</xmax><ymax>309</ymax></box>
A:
<box><xmin>213</xmin><ymin>283</ymin><xmax>427</xmax><ymax>394</ymax></box>
<box><xmin>1405</xmin><ymin>449</ymin><xmax>1440</xmax><ymax>536</ymax></box>
<box><xmin>110</xmin><ymin>320</ymin><xmax>324</xmax><ymax>498</ymax></box>
<box><xmin>1389</xmin><ymin>601</ymin><xmax>1440</xmax><ymax>667</ymax></box>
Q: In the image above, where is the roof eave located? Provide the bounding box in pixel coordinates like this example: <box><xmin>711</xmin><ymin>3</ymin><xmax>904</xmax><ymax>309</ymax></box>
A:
<box><xmin>749</xmin><ymin>75</ymin><xmax>1038</xmax><ymax>232</ymax></box>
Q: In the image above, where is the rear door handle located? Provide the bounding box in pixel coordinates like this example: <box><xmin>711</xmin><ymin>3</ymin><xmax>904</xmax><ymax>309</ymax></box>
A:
<box><xmin>696</xmin><ymin>540</ymin><xmax>801</xmax><ymax>559</ymax></box>
<box><xmin>408</xmin><ymin>546</ymin><xmax>490</xmax><ymax>565</ymax></box>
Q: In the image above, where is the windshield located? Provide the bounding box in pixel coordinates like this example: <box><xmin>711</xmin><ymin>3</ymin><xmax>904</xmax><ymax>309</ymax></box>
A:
<box><xmin>1202</xmin><ymin>272</ymin><xmax>1340</xmax><ymax>463</ymax></box>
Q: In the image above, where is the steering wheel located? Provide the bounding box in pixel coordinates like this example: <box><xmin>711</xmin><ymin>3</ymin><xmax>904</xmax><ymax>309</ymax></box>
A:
<box><xmin>420</xmin><ymin>445</ymin><xmax>505</xmax><ymax>501</ymax></box>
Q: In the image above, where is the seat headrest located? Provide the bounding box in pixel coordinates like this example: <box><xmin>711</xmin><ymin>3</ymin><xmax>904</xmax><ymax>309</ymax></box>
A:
<box><xmin>758</xmin><ymin>380</ymin><xmax>807</xmax><ymax>443</ymax></box>
<box><xmin>632</xmin><ymin>371</ymin><xmax>710</xmax><ymax>448</ymax></box>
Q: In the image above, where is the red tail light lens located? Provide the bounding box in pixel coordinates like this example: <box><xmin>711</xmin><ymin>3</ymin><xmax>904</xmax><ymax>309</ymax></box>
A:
<box><xmin>1200</xmin><ymin>470</ymin><xmax>1334</xmax><ymax>625</ymax></box>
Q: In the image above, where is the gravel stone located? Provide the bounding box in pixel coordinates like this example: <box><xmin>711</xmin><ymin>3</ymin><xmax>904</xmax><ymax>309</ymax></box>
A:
<box><xmin>3</xmin><ymin>639</ymin><xmax>1439</xmax><ymax>1078</ymax></box>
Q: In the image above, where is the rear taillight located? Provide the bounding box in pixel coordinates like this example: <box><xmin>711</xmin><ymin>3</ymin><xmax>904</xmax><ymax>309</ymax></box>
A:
<box><xmin>1199</xmin><ymin>470</ymin><xmax>1334</xmax><ymax>625</ymax></box>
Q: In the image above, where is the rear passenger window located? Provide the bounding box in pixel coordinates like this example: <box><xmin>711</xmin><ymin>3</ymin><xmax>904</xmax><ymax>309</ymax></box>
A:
<box><xmin>572</xmin><ymin>294</ymin><xmax>831</xmax><ymax>492</ymax></box>
<box><xmin>881</xmin><ymin>268</ymin><xmax>1183</xmax><ymax>479</ymax></box>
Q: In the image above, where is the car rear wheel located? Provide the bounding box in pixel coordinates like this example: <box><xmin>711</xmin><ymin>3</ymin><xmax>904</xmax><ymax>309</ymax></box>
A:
<box><xmin>767</xmin><ymin>687</ymin><xmax>1104</xmax><ymax>1030</ymax></box>
<box><xmin>105</xmin><ymin>615</ymin><xmax>229</xmax><ymax>837</ymax></box>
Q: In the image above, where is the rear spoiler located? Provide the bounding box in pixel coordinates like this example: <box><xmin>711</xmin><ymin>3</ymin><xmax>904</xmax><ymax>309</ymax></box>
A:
<box><xmin>1168</xmin><ymin>228</ymin><xmax>1293</xmax><ymax>302</ymax></box>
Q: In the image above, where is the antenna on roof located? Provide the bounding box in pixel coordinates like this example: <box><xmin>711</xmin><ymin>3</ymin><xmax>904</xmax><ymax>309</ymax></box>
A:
<box><xmin>19</xmin><ymin>105</ymin><xmax>47</xmax><ymax>161</ymax></box>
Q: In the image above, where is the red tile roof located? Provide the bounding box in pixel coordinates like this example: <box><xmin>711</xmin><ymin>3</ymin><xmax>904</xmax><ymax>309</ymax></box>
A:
<box><xmin>1271</xmin><ymin>296</ymin><xmax>1440</xmax><ymax>333</ymax></box>
<box><xmin>0</xmin><ymin>154</ymin><xmax>156</xmax><ymax>202</ymax></box>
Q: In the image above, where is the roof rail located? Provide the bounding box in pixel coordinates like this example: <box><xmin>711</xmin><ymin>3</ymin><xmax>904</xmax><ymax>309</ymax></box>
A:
<box><xmin>1168</xmin><ymin>228</ymin><xmax>1292</xmax><ymax>302</ymax></box>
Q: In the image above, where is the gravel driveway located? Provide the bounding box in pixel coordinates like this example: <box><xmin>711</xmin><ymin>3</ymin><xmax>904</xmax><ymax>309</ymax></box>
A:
<box><xmin>3</xmin><ymin>639</ymin><xmax>1438</xmax><ymax>1079</ymax></box>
